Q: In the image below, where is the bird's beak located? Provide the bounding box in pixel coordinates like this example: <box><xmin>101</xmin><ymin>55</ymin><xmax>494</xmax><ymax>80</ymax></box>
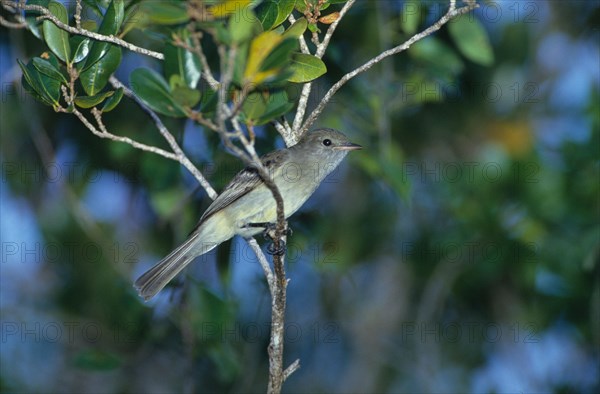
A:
<box><xmin>334</xmin><ymin>142</ymin><xmax>363</xmax><ymax>151</ymax></box>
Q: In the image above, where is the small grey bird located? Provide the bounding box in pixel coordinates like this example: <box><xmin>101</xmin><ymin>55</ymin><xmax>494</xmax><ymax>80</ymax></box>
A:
<box><xmin>134</xmin><ymin>128</ymin><xmax>362</xmax><ymax>300</ymax></box>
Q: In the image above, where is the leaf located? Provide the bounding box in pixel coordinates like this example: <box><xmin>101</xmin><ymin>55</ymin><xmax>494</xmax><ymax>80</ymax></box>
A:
<box><xmin>25</xmin><ymin>0</ymin><xmax>50</xmax><ymax>40</ymax></box>
<box><xmin>171</xmin><ymin>85</ymin><xmax>201</xmax><ymax>107</ymax></box>
<box><xmin>259</xmin><ymin>38</ymin><xmax>297</xmax><ymax>71</ymax></box>
<box><xmin>42</xmin><ymin>1</ymin><xmax>71</xmax><ymax>63</ymax></box>
<box><xmin>448</xmin><ymin>15</ymin><xmax>494</xmax><ymax>66</ymax></box>
<box><xmin>244</xmin><ymin>31</ymin><xmax>284</xmax><ymax>84</ymax></box>
<box><xmin>143</xmin><ymin>1</ymin><xmax>189</xmax><ymax>24</ymax></box>
<box><xmin>318</xmin><ymin>12</ymin><xmax>340</xmax><ymax>25</ymax></box>
<box><xmin>129</xmin><ymin>68</ymin><xmax>187</xmax><ymax>117</ymax></box>
<box><xmin>242</xmin><ymin>92</ymin><xmax>268</xmax><ymax>122</ymax></box>
<box><xmin>209</xmin><ymin>0</ymin><xmax>253</xmax><ymax>18</ymax></box>
<box><xmin>256</xmin><ymin>90</ymin><xmax>294</xmax><ymax>124</ymax></box>
<box><xmin>283</xmin><ymin>17</ymin><xmax>307</xmax><ymax>39</ymax></box>
<box><xmin>255</xmin><ymin>0</ymin><xmax>296</xmax><ymax>30</ymax></box>
<box><xmin>102</xmin><ymin>87</ymin><xmax>123</xmax><ymax>112</ymax></box>
<box><xmin>80</xmin><ymin>45</ymin><xmax>122</xmax><ymax>96</ymax></box>
<box><xmin>83</xmin><ymin>0</ymin><xmax>124</xmax><ymax>71</ymax></box>
<box><xmin>287</xmin><ymin>53</ymin><xmax>326</xmax><ymax>83</ymax></box>
<box><xmin>229</xmin><ymin>8</ymin><xmax>262</xmax><ymax>43</ymax></box>
<box><xmin>164</xmin><ymin>30</ymin><xmax>202</xmax><ymax>89</ymax></box>
<box><xmin>74</xmin><ymin>90</ymin><xmax>115</xmax><ymax>108</ymax></box>
<box><xmin>18</xmin><ymin>59</ymin><xmax>62</xmax><ymax>106</ymax></box>
<box><xmin>32</xmin><ymin>57</ymin><xmax>67</xmax><ymax>83</ymax></box>
<box><xmin>71</xmin><ymin>37</ymin><xmax>91</xmax><ymax>64</ymax></box>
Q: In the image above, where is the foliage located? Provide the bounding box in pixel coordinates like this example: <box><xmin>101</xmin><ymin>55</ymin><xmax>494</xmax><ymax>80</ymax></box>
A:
<box><xmin>1</xmin><ymin>0</ymin><xmax>598</xmax><ymax>393</ymax></box>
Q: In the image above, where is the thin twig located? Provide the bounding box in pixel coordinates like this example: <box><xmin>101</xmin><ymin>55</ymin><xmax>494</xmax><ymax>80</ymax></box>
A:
<box><xmin>74</xmin><ymin>0</ymin><xmax>82</xmax><ymax>29</ymax></box>
<box><xmin>2</xmin><ymin>1</ymin><xmax>164</xmax><ymax>60</ymax></box>
<box><xmin>0</xmin><ymin>14</ymin><xmax>26</xmax><ymax>28</ymax></box>
<box><xmin>300</xmin><ymin>1</ymin><xmax>478</xmax><ymax>134</ymax></box>
<box><xmin>109</xmin><ymin>76</ymin><xmax>217</xmax><ymax>199</ymax></box>
<box><xmin>288</xmin><ymin>14</ymin><xmax>310</xmax><ymax>55</ymax></box>
<box><xmin>315</xmin><ymin>0</ymin><xmax>356</xmax><ymax>59</ymax></box>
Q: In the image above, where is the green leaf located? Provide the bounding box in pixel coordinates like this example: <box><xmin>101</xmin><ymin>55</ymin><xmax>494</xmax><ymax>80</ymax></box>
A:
<box><xmin>287</xmin><ymin>53</ymin><xmax>326</xmax><ymax>83</ymax></box>
<box><xmin>130</xmin><ymin>68</ymin><xmax>187</xmax><ymax>117</ymax></box>
<box><xmin>283</xmin><ymin>17</ymin><xmax>307</xmax><ymax>39</ymax></box>
<box><xmin>102</xmin><ymin>87</ymin><xmax>123</xmax><ymax>112</ymax></box>
<box><xmin>256</xmin><ymin>90</ymin><xmax>294</xmax><ymax>124</ymax></box>
<box><xmin>164</xmin><ymin>29</ymin><xmax>202</xmax><ymax>89</ymax></box>
<box><xmin>80</xmin><ymin>45</ymin><xmax>122</xmax><ymax>96</ymax></box>
<box><xmin>448</xmin><ymin>15</ymin><xmax>494</xmax><ymax>66</ymax></box>
<box><xmin>42</xmin><ymin>1</ymin><xmax>71</xmax><ymax>63</ymax></box>
<box><xmin>229</xmin><ymin>8</ymin><xmax>262</xmax><ymax>43</ymax></box>
<box><xmin>25</xmin><ymin>0</ymin><xmax>50</xmax><ymax>40</ymax></box>
<box><xmin>32</xmin><ymin>57</ymin><xmax>67</xmax><ymax>83</ymax></box>
<box><xmin>242</xmin><ymin>92</ymin><xmax>268</xmax><ymax>123</ymax></box>
<box><xmin>255</xmin><ymin>0</ymin><xmax>296</xmax><ymax>30</ymax></box>
<box><xmin>74</xmin><ymin>90</ymin><xmax>115</xmax><ymax>108</ymax></box>
<box><xmin>18</xmin><ymin>59</ymin><xmax>62</xmax><ymax>106</ymax></box>
<box><xmin>172</xmin><ymin>85</ymin><xmax>201</xmax><ymax>107</ymax></box>
<box><xmin>401</xmin><ymin>0</ymin><xmax>420</xmax><ymax>34</ymax></box>
<box><xmin>83</xmin><ymin>0</ymin><xmax>124</xmax><ymax>71</ymax></box>
<box><xmin>71</xmin><ymin>37</ymin><xmax>91</xmax><ymax>64</ymax></box>
<box><xmin>142</xmin><ymin>1</ymin><xmax>189</xmax><ymax>25</ymax></box>
<box><xmin>259</xmin><ymin>38</ymin><xmax>297</xmax><ymax>72</ymax></box>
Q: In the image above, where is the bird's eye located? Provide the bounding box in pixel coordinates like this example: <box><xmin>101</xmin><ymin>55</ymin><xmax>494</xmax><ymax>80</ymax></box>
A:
<box><xmin>322</xmin><ymin>139</ymin><xmax>332</xmax><ymax>146</ymax></box>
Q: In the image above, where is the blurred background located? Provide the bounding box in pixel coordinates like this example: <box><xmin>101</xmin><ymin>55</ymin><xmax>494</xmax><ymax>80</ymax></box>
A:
<box><xmin>1</xmin><ymin>0</ymin><xmax>599</xmax><ymax>393</ymax></box>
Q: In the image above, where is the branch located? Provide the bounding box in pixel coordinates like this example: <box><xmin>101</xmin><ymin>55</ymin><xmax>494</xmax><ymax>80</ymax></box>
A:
<box><xmin>290</xmin><ymin>0</ymin><xmax>356</xmax><ymax>142</ymax></box>
<box><xmin>2</xmin><ymin>1</ymin><xmax>164</xmax><ymax>60</ymax></box>
<box><xmin>108</xmin><ymin>77</ymin><xmax>217</xmax><ymax>199</ymax></box>
<box><xmin>300</xmin><ymin>0</ymin><xmax>479</xmax><ymax>134</ymax></box>
<box><xmin>315</xmin><ymin>0</ymin><xmax>356</xmax><ymax>59</ymax></box>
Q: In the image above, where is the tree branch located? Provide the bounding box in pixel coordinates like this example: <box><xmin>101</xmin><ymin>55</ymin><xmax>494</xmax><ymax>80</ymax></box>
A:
<box><xmin>300</xmin><ymin>0</ymin><xmax>479</xmax><ymax>135</ymax></box>
<box><xmin>2</xmin><ymin>1</ymin><xmax>164</xmax><ymax>60</ymax></box>
<box><xmin>290</xmin><ymin>0</ymin><xmax>356</xmax><ymax>143</ymax></box>
<box><xmin>109</xmin><ymin>77</ymin><xmax>217</xmax><ymax>199</ymax></box>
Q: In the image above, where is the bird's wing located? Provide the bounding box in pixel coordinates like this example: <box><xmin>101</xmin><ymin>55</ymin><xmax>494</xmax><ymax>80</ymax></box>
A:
<box><xmin>194</xmin><ymin>149</ymin><xmax>288</xmax><ymax>227</ymax></box>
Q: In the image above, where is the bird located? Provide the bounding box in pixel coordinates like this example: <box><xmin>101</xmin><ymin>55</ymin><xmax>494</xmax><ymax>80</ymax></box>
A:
<box><xmin>134</xmin><ymin>128</ymin><xmax>362</xmax><ymax>300</ymax></box>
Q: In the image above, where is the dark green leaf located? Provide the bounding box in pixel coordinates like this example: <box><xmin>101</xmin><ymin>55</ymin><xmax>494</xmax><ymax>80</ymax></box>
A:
<box><xmin>32</xmin><ymin>57</ymin><xmax>67</xmax><ymax>83</ymax></box>
<box><xmin>256</xmin><ymin>90</ymin><xmax>294</xmax><ymax>124</ymax></box>
<box><xmin>242</xmin><ymin>92</ymin><xmax>268</xmax><ymax>123</ymax></box>
<box><xmin>130</xmin><ymin>68</ymin><xmax>187</xmax><ymax>117</ymax></box>
<box><xmin>18</xmin><ymin>59</ymin><xmax>62</xmax><ymax>106</ymax></box>
<box><xmin>448</xmin><ymin>15</ymin><xmax>494</xmax><ymax>66</ymax></box>
<box><xmin>102</xmin><ymin>87</ymin><xmax>124</xmax><ymax>112</ymax></box>
<box><xmin>25</xmin><ymin>0</ymin><xmax>50</xmax><ymax>40</ymax></box>
<box><xmin>71</xmin><ymin>37</ymin><xmax>91</xmax><ymax>64</ymax></box>
<box><xmin>255</xmin><ymin>0</ymin><xmax>295</xmax><ymax>30</ymax></box>
<box><xmin>164</xmin><ymin>29</ymin><xmax>202</xmax><ymax>89</ymax></box>
<box><xmin>80</xmin><ymin>45</ymin><xmax>122</xmax><ymax>96</ymax></box>
<box><xmin>83</xmin><ymin>0</ymin><xmax>124</xmax><ymax>71</ymax></box>
<box><xmin>260</xmin><ymin>38</ymin><xmax>297</xmax><ymax>72</ymax></box>
<box><xmin>74</xmin><ymin>90</ymin><xmax>115</xmax><ymax>108</ymax></box>
<box><xmin>287</xmin><ymin>53</ymin><xmax>326</xmax><ymax>83</ymax></box>
<box><xmin>42</xmin><ymin>1</ymin><xmax>71</xmax><ymax>63</ymax></box>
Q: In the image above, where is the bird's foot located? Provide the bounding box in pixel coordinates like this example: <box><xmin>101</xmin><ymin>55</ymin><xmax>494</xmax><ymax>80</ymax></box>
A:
<box><xmin>244</xmin><ymin>221</ymin><xmax>291</xmax><ymax>256</ymax></box>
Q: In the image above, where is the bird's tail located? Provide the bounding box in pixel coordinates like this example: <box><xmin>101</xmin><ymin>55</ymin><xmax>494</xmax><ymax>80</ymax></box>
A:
<box><xmin>134</xmin><ymin>233</ymin><xmax>217</xmax><ymax>301</ymax></box>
